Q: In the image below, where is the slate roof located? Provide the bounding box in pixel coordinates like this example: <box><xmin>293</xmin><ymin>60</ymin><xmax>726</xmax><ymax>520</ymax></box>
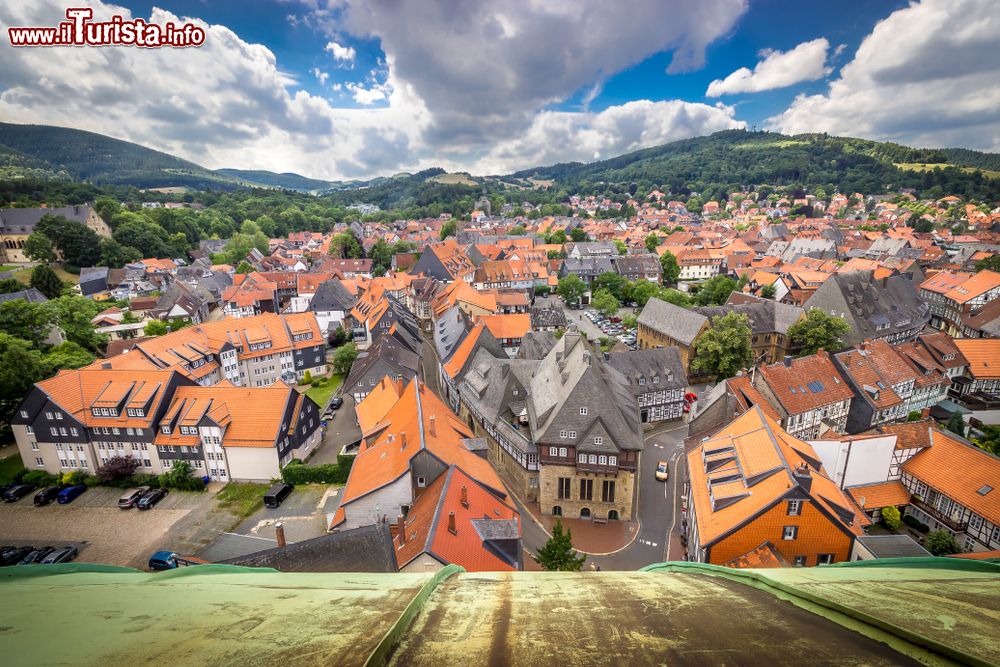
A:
<box><xmin>517</xmin><ymin>331</ymin><xmax>558</xmax><ymax>360</ymax></box>
<box><xmin>0</xmin><ymin>288</ymin><xmax>48</xmax><ymax>304</ymax></box>
<box><xmin>344</xmin><ymin>335</ymin><xmax>420</xmax><ymax>389</ymax></box>
<box><xmin>693</xmin><ymin>300</ymin><xmax>803</xmax><ymax>336</ymax></box>
<box><xmin>221</xmin><ymin>524</ymin><xmax>398</xmax><ymax>572</ymax></box>
<box><xmin>0</xmin><ymin>205</ymin><xmax>98</xmax><ymax>234</ymax></box>
<box><xmin>530</xmin><ymin>305</ymin><xmax>567</xmax><ymax>329</ymax></box>
<box><xmin>804</xmin><ymin>271</ymin><xmax>929</xmax><ymax>346</ymax></box>
<box><xmin>638</xmin><ymin>297</ymin><xmax>707</xmax><ymax>346</ymax></box>
<box><xmin>606</xmin><ymin>348</ymin><xmax>687</xmax><ymax>395</ymax></box>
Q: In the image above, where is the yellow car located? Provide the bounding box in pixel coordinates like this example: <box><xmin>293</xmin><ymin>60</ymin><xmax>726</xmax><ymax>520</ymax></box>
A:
<box><xmin>655</xmin><ymin>460</ymin><xmax>670</xmax><ymax>482</ymax></box>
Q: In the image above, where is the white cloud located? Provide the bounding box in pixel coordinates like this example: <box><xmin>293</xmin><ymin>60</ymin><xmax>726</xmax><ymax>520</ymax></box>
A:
<box><xmin>310</xmin><ymin>68</ymin><xmax>329</xmax><ymax>86</ymax></box>
<box><xmin>706</xmin><ymin>38</ymin><xmax>831</xmax><ymax>96</ymax></box>
<box><xmin>769</xmin><ymin>0</ymin><xmax>1000</xmax><ymax>151</ymax></box>
<box><xmin>0</xmin><ymin>0</ymin><xmax>750</xmax><ymax>180</ymax></box>
<box><xmin>324</xmin><ymin>40</ymin><xmax>356</xmax><ymax>63</ymax></box>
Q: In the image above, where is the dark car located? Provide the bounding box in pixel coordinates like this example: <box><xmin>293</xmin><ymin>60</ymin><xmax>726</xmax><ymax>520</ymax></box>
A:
<box><xmin>18</xmin><ymin>547</ymin><xmax>54</xmax><ymax>565</ymax></box>
<box><xmin>330</xmin><ymin>397</ymin><xmax>344</xmax><ymax>410</ymax></box>
<box><xmin>33</xmin><ymin>486</ymin><xmax>63</xmax><ymax>506</ymax></box>
<box><xmin>0</xmin><ymin>546</ymin><xmax>34</xmax><ymax>566</ymax></box>
<box><xmin>1</xmin><ymin>483</ymin><xmax>37</xmax><ymax>503</ymax></box>
<box><xmin>56</xmin><ymin>484</ymin><xmax>88</xmax><ymax>504</ymax></box>
<box><xmin>137</xmin><ymin>487</ymin><xmax>168</xmax><ymax>510</ymax></box>
<box><xmin>40</xmin><ymin>546</ymin><xmax>78</xmax><ymax>564</ymax></box>
<box><xmin>118</xmin><ymin>486</ymin><xmax>151</xmax><ymax>509</ymax></box>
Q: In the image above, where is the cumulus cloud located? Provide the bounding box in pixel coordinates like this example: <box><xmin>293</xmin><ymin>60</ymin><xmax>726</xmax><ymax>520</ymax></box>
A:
<box><xmin>0</xmin><ymin>0</ymin><xmax>751</xmax><ymax>180</ymax></box>
<box><xmin>706</xmin><ymin>38</ymin><xmax>831</xmax><ymax>96</ymax></box>
<box><xmin>324</xmin><ymin>40</ymin><xmax>356</xmax><ymax>63</ymax></box>
<box><xmin>768</xmin><ymin>0</ymin><xmax>1000</xmax><ymax>151</ymax></box>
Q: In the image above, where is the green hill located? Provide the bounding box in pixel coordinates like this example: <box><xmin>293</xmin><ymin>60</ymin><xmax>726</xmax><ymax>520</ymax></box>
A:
<box><xmin>509</xmin><ymin>130</ymin><xmax>1000</xmax><ymax>201</ymax></box>
<box><xmin>213</xmin><ymin>168</ymin><xmax>334</xmax><ymax>192</ymax></box>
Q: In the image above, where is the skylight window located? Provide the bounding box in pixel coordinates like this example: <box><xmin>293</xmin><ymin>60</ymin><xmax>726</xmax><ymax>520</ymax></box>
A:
<box><xmin>978</xmin><ymin>485</ymin><xmax>993</xmax><ymax>496</ymax></box>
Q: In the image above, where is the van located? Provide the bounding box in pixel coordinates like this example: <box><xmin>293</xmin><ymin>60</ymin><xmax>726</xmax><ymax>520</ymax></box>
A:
<box><xmin>263</xmin><ymin>483</ymin><xmax>293</xmax><ymax>508</ymax></box>
<box><xmin>56</xmin><ymin>485</ymin><xmax>87</xmax><ymax>504</ymax></box>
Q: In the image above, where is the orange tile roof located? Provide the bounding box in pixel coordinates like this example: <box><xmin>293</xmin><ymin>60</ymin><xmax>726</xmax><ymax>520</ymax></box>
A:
<box><xmin>687</xmin><ymin>406</ymin><xmax>863</xmax><ymax>547</ymax></box>
<box><xmin>355</xmin><ymin>377</ymin><xmax>405</xmax><ymax>434</ymax></box>
<box><xmin>903</xmin><ymin>430</ymin><xmax>1000</xmax><ymax>525</ymax></box>
<box><xmin>36</xmin><ymin>369</ymin><xmax>176</xmax><ymax>428</ymax></box>
<box><xmin>757</xmin><ymin>352</ymin><xmax>854</xmax><ymax>415</ymax></box>
<box><xmin>846</xmin><ymin>481</ymin><xmax>911</xmax><ymax>510</ymax></box>
<box><xmin>442</xmin><ymin>322</ymin><xmax>486</xmax><ymax>379</ymax></box>
<box><xmin>476</xmin><ymin>313</ymin><xmax>531</xmax><ymax>341</ymax></box>
<box><xmin>953</xmin><ymin>339</ymin><xmax>1000</xmax><ymax>380</ymax></box>
<box><xmin>726</xmin><ymin>376</ymin><xmax>781</xmax><ymax>421</ymax></box>
<box><xmin>943</xmin><ymin>269</ymin><xmax>1000</xmax><ymax>304</ymax></box>
<box><xmin>722</xmin><ymin>541</ymin><xmax>790</xmax><ymax>569</ymax></box>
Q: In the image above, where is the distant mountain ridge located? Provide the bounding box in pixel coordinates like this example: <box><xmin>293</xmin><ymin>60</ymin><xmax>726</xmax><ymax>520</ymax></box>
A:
<box><xmin>0</xmin><ymin>122</ymin><xmax>998</xmax><ymax>201</ymax></box>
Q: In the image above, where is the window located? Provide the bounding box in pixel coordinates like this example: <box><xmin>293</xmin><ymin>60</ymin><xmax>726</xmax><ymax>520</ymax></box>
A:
<box><xmin>549</xmin><ymin>446</ymin><xmax>557</xmax><ymax>456</ymax></box>
<box><xmin>638</xmin><ymin>377</ymin><xmax>646</xmax><ymax>385</ymax></box>
<box><xmin>567</xmin><ymin>431</ymin><xmax>576</xmax><ymax>439</ymax></box>
<box><xmin>817</xmin><ymin>554</ymin><xmax>834</xmax><ymax>565</ymax></box>
<box><xmin>578</xmin><ymin>453</ymin><xmax>587</xmax><ymax>463</ymax></box>
<box><xmin>558</xmin><ymin>477</ymin><xmax>572</xmax><ymax>500</ymax></box>
<box><xmin>126</xmin><ymin>428</ymin><xmax>134</xmax><ymax>436</ymax></box>
<box><xmin>143</xmin><ymin>459</ymin><xmax>151</xmax><ymax>468</ymax></box>
<box><xmin>588</xmin><ymin>454</ymin><xmax>597</xmax><ymax>464</ymax></box>
<box><xmin>45</xmin><ymin>412</ymin><xmax>53</xmax><ymax>420</ymax></box>
<box><xmin>598</xmin><ymin>455</ymin><xmax>607</xmax><ymax>465</ymax></box>
<box><xmin>55</xmin><ymin>412</ymin><xmax>63</xmax><ymax>420</ymax></box>
<box><xmin>783</xmin><ymin>526</ymin><xmax>798</xmax><ymax>541</ymax></box>
<box><xmin>31</xmin><ymin>442</ymin><xmax>38</xmax><ymax>451</ymax></box>
<box><xmin>602</xmin><ymin>480</ymin><xmax>616</xmax><ymax>503</ymax></box>
<box><xmin>579</xmin><ymin>407</ymin><xmax>588</xmax><ymax>415</ymax></box>
<box><xmin>787</xmin><ymin>500</ymin><xmax>802</xmax><ymax>516</ymax></box>
<box><xmin>416</xmin><ymin>476</ymin><xmax>426</xmax><ymax>488</ymax></box>
<box><xmin>558</xmin><ymin>447</ymin><xmax>567</xmax><ymax>457</ymax></box>
<box><xmin>161</xmin><ymin>426</ymin><xmax>171</xmax><ymax>435</ymax></box>
<box><xmin>26</xmin><ymin>425</ymin><xmax>33</xmax><ymax>435</ymax></box>
<box><xmin>609</xmin><ymin>456</ymin><xmax>617</xmax><ymax>466</ymax></box>
<box><xmin>793</xmin><ymin>556</ymin><xmax>807</xmax><ymax>567</ymax></box>
<box><xmin>59</xmin><ymin>427</ymin><xmax>68</xmax><ymax>436</ymax></box>
<box><xmin>35</xmin><ymin>457</ymin><xmax>44</xmax><ymax>466</ymax></box>
<box><xmin>579</xmin><ymin>479</ymin><xmax>593</xmax><ymax>501</ymax></box>
<box><xmin>112</xmin><ymin>427</ymin><xmax>120</xmax><ymax>435</ymax></box>
<box><xmin>168</xmin><ymin>446</ymin><xmax>175</xmax><ymax>453</ymax></box>
<box><xmin>594</xmin><ymin>437</ymin><xmax>603</xmax><ymax>446</ymax></box>
<box><xmin>19</xmin><ymin>410</ymin><xmax>28</xmax><ymax>419</ymax></box>
<box><xmin>559</xmin><ymin>430</ymin><xmax>567</xmax><ymax>438</ymax></box>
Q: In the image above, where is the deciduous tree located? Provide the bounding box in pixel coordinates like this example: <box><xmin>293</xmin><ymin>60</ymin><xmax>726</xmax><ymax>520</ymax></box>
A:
<box><xmin>692</xmin><ymin>275</ymin><xmax>736</xmax><ymax>306</ymax></box>
<box><xmin>333</xmin><ymin>342</ymin><xmax>358</xmax><ymax>375</ymax></box>
<box><xmin>926</xmin><ymin>529</ymin><xmax>961</xmax><ymax>556</ymax></box>
<box><xmin>30</xmin><ymin>264</ymin><xmax>64</xmax><ymax>299</ymax></box>
<box><xmin>787</xmin><ymin>308</ymin><xmax>851</xmax><ymax>356</ymax></box>
<box><xmin>645</xmin><ymin>233</ymin><xmax>659</xmax><ymax>252</ymax></box>
<box><xmin>591</xmin><ymin>289</ymin><xmax>620</xmax><ymax>318</ymax></box>
<box><xmin>659</xmin><ymin>251</ymin><xmax>680</xmax><ymax>285</ymax></box>
<box><xmin>691</xmin><ymin>312</ymin><xmax>753</xmax><ymax>379</ymax></box>
<box><xmin>23</xmin><ymin>232</ymin><xmax>56</xmax><ymax>264</ymax></box>
<box><xmin>557</xmin><ymin>275</ymin><xmax>587</xmax><ymax>306</ymax></box>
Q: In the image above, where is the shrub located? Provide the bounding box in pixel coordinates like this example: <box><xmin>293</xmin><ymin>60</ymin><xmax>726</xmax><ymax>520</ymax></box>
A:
<box><xmin>881</xmin><ymin>505</ymin><xmax>902</xmax><ymax>531</ymax></box>
<box><xmin>129</xmin><ymin>473</ymin><xmax>162</xmax><ymax>488</ymax></box>
<box><xmin>61</xmin><ymin>470</ymin><xmax>90</xmax><ymax>486</ymax></box>
<box><xmin>158</xmin><ymin>461</ymin><xmax>206</xmax><ymax>492</ymax></box>
<box><xmin>21</xmin><ymin>470</ymin><xmax>59</xmax><ymax>487</ymax></box>
<box><xmin>96</xmin><ymin>456</ymin><xmax>140</xmax><ymax>484</ymax></box>
<box><xmin>280</xmin><ymin>455</ymin><xmax>355</xmax><ymax>485</ymax></box>
<box><xmin>302</xmin><ymin>370</ymin><xmax>313</xmax><ymax>385</ymax></box>
<box><xmin>311</xmin><ymin>376</ymin><xmax>325</xmax><ymax>386</ymax></box>
<box><xmin>926</xmin><ymin>529</ymin><xmax>962</xmax><ymax>556</ymax></box>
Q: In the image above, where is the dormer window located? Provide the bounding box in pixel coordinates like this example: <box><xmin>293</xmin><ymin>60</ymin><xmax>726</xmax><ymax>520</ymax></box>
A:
<box><xmin>580</xmin><ymin>407</ymin><xmax>588</xmax><ymax>415</ymax></box>
<box><xmin>594</xmin><ymin>437</ymin><xmax>604</xmax><ymax>445</ymax></box>
<box><xmin>161</xmin><ymin>426</ymin><xmax>171</xmax><ymax>435</ymax></box>
<box><xmin>638</xmin><ymin>378</ymin><xmax>646</xmax><ymax>385</ymax></box>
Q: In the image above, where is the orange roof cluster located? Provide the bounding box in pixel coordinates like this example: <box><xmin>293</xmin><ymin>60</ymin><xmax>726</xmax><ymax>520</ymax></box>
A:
<box><xmin>953</xmin><ymin>339</ymin><xmax>1000</xmax><ymax>380</ymax></box>
<box><xmin>687</xmin><ymin>406</ymin><xmax>864</xmax><ymax>547</ymax></box>
<box><xmin>475</xmin><ymin>313</ymin><xmax>531</xmax><ymax>341</ymax></box>
<box><xmin>757</xmin><ymin>352</ymin><xmax>854</xmax><ymax>415</ymax></box>
<box><xmin>903</xmin><ymin>429</ymin><xmax>1000</xmax><ymax>525</ymax></box>
<box><xmin>943</xmin><ymin>270</ymin><xmax>1000</xmax><ymax>304</ymax></box>
<box><xmin>845</xmin><ymin>481</ymin><xmax>911</xmax><ymax>510</ymax></box>
<box><xmin>35</xmin><ymin>369</ymin><xmax>175</xmax><ymax>428</ymax></box>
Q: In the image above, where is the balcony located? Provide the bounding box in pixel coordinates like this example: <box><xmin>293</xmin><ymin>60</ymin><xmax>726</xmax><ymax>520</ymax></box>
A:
<box><xmin>911</xmin><ymin>497</ymin><xmax>968</xmax><ymax>532</ymax></box>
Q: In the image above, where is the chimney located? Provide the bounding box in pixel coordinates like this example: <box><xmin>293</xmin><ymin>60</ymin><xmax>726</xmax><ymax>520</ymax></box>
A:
<box><xmin>447</xmin><ymin>511</ymin><xmax>457</xmax><ymax>535</ymax></box>
<box><xmin>782</xmin><ymin>355</ymin><xmax>792</xmax><ymax>367</ymax></box>
<box><xmin>275</xmin><ymin>522</ymin><xmax>286</xmax><ymax>548</ymax></box>
<box><xmin>920</xmin><ymin>407</ymin><xmax>931</xmax><ymax>419</ymax></box>
<box><xmin>400</xmin><ymin>431</ymin><xmax>407</xmax><ymax>449</ymax></box>
<box><xmin>429</xmin><ymin>415</ymin><xmax>436</xmax><ymax>436</ymax></box>
<box><xmin>816</xmin><ymin>348</ymin><xmax>825</xmax><ymax>358</ymax></box>
<box><xmin>460</xmin><ymin>485</ymin><xmax>469</xmax><ymax>509</ymax></box>
<box><xmin>859</xmin><ymin>340</ymin><xmax>868</xmax><ymax>351</ymax></box>
<box><xmin>397</xmin><ymin>515</ymin><xmax>406</xmax><ymax>544</ymax></box>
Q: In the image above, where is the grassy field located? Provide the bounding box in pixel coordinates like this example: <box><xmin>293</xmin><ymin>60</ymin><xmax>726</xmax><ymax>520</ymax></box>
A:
<box><xmin>0</xmin><ymin>453</ymin><xmax>26</xmax><ymax>485</ymax></box>
<box><xmin>428</xmin><ymin>172</ymin><xmax>478</xmax><ymax>187</ymax></box>
<box><xmin>12</xmin><ymin>264</ymin><xmax>80</xmax><ymax>286</ymax></box>
<box><xmin>895</xmin><ymin>163</ymin><xmax>1000</xmax><ymax>179</ymax></box>
<box><xmin>305</xmin><ymin>373</ymin><xmax>343</xmax><ymax>407</ymax></box>
<box><xmin>215</xmin><ymin>482</ymin><xmax>268</xmax><ymax>528</ymax></box>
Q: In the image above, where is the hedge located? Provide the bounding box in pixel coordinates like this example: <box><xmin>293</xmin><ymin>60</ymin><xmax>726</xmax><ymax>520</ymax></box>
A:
<box><xmin>903</xmin><ymin>514</ymin><xmax>930</xmax><ymax>533</ymax></box>
<box><xmin>281</xmin><ymin>455</ymin><xmax>354</xmax><ymax>485</ymax></box>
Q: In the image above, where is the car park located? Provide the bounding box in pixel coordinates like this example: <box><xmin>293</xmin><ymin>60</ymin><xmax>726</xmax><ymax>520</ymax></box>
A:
<box><xmin>33</xmin><ymin>486</ymin><xmax>63</xmax><ymax>506</ymax></box>
<box><xmin>56</xmin><ymin>484</ymin><xmax>88</xmax><ymax>505</ymax></box>
<box><xmin>40</xmin><ymin>546</ymin><xmax>78</xmax><ymax>564</ymax></box>
<box><xmin>18</xmin><ymin>547</ymin><xmax>54</xmax><ymax>565</ymax></box>
<box><xmin>1</xmin><ymin>546</ymin><xmax>34</xmax><ymax>566</ymax></box>
<box><xmin>137</xmin><ymin>488</ymin><xmax>168</xmax><ymax>510</ymax></box>
<box><xmin>655</xmin><ymin>461</ymin><xmax>670</xmax><ymax>482</ymax></box>
<box><xmin>118</xmin><ymin>486</ymin><xmax>151</xmax><ymax>509</ymax></box>
<box><xmin>2</xmin><ymin>483</ymin><xmax>37</xmax><ymax>503</ymax></box>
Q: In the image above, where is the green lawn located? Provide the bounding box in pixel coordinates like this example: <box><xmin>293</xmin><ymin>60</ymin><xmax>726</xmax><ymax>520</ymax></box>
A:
<box><xmin>12</xmin><ymin>264</ymin><xmax>80</xmax><ymax>285</ymax></box>
<box><xmin>215</xmin><ymin>482</ymin><xmax>268</xmax><ymax>528</ymax></box>
<box><xmin>0</xmin><ymin>264</ymin><xmax>20</xmax><ymax>272</ymax></box>
<box><xmin>305</xmin><ymin>373</ymin><xmax>343</xmax><ymax>407</ymax></box>
<box><xmin>0</xmin><ymin>453</ymin><xmax>26</xmax><ymax>485</ymax></box>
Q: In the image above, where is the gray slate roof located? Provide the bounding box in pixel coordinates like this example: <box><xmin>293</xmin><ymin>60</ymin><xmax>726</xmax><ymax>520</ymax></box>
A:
<box><xmin>0</xmin><ymin>205</ymin><xmax>97</xmax><ymax>234</ymax></box>
<box><xmin>606</xmin><ymin>348</ymin><xmax>687</xmax><ymax>395</ymax></box>
<box><xmin>0</xmin><ymin>288</ymin><xmax>48</xmax><ymax>304</ymax></box>
<box><xmin>310</xmin><ymin>279</ymin><xmax>357</xmax><ymax>313</ymax></box>
<box><xmin>530</xmin><ymin>305</ymin><xmax>567</xmax><ymax>330</ymax></box>
<box><xmin>638</xmin><ymin>298</ymin><xmax>707</xmax><ymax>345</ymax></box>
<box><xmin>517</xmin><ymin>331</ymin><xmax>558</xmax><ymax>360</ymax></box>
<box><xmin>221</xmin><ymin>524</ymin><xmax>397</xmax><ymax>572</ymax></box>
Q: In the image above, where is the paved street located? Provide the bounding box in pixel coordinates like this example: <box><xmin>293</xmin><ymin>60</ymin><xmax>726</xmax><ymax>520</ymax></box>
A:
<box><xmin>310</xmin><ymin>396</ymin><xmax>362</xmax><ymax>464</ymax></box>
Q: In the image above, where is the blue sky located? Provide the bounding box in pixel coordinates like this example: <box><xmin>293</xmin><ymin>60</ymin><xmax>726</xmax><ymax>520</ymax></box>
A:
<box><xmin>2</xmin><ymin>0</ymin><xmax>997</xmax><ymax>179</ymax></box>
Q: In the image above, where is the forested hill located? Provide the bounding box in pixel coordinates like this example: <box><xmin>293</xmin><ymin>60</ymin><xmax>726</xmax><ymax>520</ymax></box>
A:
<box><xmin>212</xmin><ymin>169</ymin><xmax>333</xmax><ymax>192</ymax></box>
<box><xmin>508</xmin><ymin>130</ymin><xmax>1000</xmax><ymax>201</ymax></box>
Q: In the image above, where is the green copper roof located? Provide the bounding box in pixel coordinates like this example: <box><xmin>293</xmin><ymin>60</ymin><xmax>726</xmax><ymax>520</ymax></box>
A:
<box><xmin>1</xmin><ymin>558</ymin><xmax>997</xmax><ymax>666</ymax></box>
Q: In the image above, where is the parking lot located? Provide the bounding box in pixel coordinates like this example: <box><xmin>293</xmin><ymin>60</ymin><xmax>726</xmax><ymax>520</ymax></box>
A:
<box><xmin>0</xmin><ymin>485</ymin><xmax>242</xmax><ymax>569</ymax></box>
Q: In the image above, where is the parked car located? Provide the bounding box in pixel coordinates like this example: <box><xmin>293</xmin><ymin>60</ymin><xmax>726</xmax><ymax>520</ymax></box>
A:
<box><xmin>655</xmin><ymin>461</ymin><xmax>670</xmax><ymax>482</ymax></box>
<box><xmin>56</xmin><ymin>485</ymin><xmax>87</xmax><ymax>505</ymax></box>
<box><xmin>137</xmin><ymin>487</ymin><xmax>168</xmax><ymax>510</ymax></box>
<box><xmin>33</xmin><ymin>486</ymin><xmax>63</xmax><ymax>506</ymax></box>
<box><xmin>18</xmin><ymin>547</ymin><xmax>54</xmax><ymax>565</ymax></box>
<box><xmin>330</xmin><ymin>397</ymin><xmax>344</xmax><ymax>410</ymax></box>
<box><xmin>1</xmin><ymin>546</ymin><xmax>34</xmax><ymax>566</ymax></box>
<box><xmin>40</xmin><ymin>546</ymin><xmax>78</xmax><ymax>564</ymax></box>
<box><xmin>118</xmin><ymin>486</ymin><xmax>152</xmax><ymax>509</ymax></box>
<box><xmin>263</xmin><ymin>483</ymin><xmax>293</xmax><ymax>508</ymax></box>
<box><xmin>0</xmin><ymin>483</ymin><xmax>17</xmax><ymax>498</ymax></box>
<box><xmin>148</xmin><ymin>551</ymin><xmax>208</xmax><ymax>571</ymax></box>
<box><xmin>2</xmin><ymin>483</ymin><xmax>37</xmax><ymax>503</ymax></box>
